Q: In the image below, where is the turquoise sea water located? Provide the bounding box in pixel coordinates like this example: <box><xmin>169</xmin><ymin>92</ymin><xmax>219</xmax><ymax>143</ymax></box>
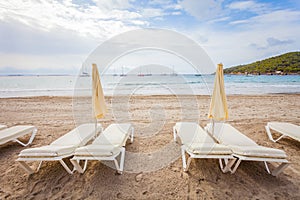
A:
<box><xmin>0</xmin><ymin>74</ymin><xmax>299</xmax><ymax>98</ymax></box>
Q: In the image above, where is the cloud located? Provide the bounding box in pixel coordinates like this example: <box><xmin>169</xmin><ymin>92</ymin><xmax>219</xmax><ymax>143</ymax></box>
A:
<box><xmin>184</xmin><ymin>5</ymin><xmax>300</xmax><ymax>67</ymax></box>
<box><xmin>0</xmin><ymin>20</ymin><xmax>97</xmax><ymax>55</ymax></box>
<box><xmin>267</xmin><ymin>37</ymin><xmax>293</xmax><ymax>46</ymax></box>
<box><xmin>149</xmin><ymin>0</ymin><xmax>173</xmax><ymax>6</ymax></box>
<box><xmin>250</xmin><ymin>37</ymin><xmax>294</xmax><ymax>50</ymax></box>
<box><xmin>227</xmin><ymin>0</ymin><xmax>269</xmax><ymax>14</ymax></box>
<box><xmin>141</xmin><ymin>8</ymin><xmax>165</xmax><ymax>18</ymax></box>
<box><xmin>179</xmin><ymin>0</ymin><xmax>224</xmax><ymax>20</ymax></box>
<box><xmin>149</xmin><ymin>0</ymin><xmax>182</xmax><ymax>10</ymax></box>
<box><xmin>0</xmin><ymin>0</ymin><xmax>143</xmax><ymax>40</ymax></box>
<box><xmin>92</xmin><ymin>0</ymin><xmax>132</xmax><ymax>10</ymax></box>
<box><xmin>0</xmin><ymin>0</ymin><xmax>148</xmax><ymax>74</ymax></box>
<box><xmin>171</xmin><ymin>11</ymin><xmax>182</xmax><ymax>16</ymax></box>
<box><xmin>250</xmin><ymin>9</ymin><xmax>300</xmax><ymax>25</ymax></box>
<box><xmin>0</xmin><ymin>52</ymin><xmax>83</xmax><ymax>75</ymax></box>
<box><xmin>0</xmin><ymin>0</ymin><xmax>299</xmax><ymax>74</ymax></box>
<box><xmin>228</xmin><ymin>9</ymin><xmax>300</xmax><ymax>29</ymax></box>
<box><xmin>135</xmin><ymin>0</ymin><xmax>182</xmax><ymax>20</ymax></box>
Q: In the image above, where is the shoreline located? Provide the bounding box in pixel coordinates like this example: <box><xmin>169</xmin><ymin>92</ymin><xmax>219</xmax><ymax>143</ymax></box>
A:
<box><xmin>0</xmin><ymin>93</ymin><xmax>300</xmax><ymax>99</ymax></box>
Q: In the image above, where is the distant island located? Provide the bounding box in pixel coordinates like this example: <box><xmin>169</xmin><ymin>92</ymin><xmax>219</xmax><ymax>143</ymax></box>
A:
<box><xmin>224</xmin><ymin>52</ymin><xmax>300</xmax><ymax>75</ymax></box>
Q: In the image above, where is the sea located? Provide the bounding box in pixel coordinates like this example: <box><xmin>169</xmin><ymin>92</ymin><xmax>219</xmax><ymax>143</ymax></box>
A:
<box><xmin>0</xmin><ymin>74</ymin><xmax>299</xmax><ymax>98</ymax></box>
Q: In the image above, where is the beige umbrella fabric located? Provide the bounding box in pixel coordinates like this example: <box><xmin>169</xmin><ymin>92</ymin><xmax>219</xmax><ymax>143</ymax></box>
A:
<box><xmin>208</xmin><ymin>63</ymin><xmax>228</xmax><ymax>121</ymax></box>
<box><xmin>92</xmin><ymin>63</ymin><xmax>107</xmax><ymax>119</ymax></box>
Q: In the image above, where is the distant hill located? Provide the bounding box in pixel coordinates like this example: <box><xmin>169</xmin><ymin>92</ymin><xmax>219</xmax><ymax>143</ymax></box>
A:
<box><xmin>224</xmin><ymin>52</ymin><xmax>300</xmax><ymax>75</ymax></box>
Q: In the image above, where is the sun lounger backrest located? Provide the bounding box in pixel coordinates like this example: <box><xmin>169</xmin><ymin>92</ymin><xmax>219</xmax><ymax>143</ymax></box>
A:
<box><xmin>92</xmin><ymin>123</ymin><xmax>131</xmax><ymax>146</ymax></box>
<box><xmin>268</xmin><ymin>122</ymin><xmax>300</xmax><ymax>140</ymax></box>
<box><xmin>51</xmin><ymin>123</ymin><xmax>100</xmax><ymax>147</ymax></box>
<box><xmin>208</xmin><ymin>123</ymin><xmax>257</xmax><ymax>146</ymax></box>
<box><xmin>0</xmin><ymin>126</ymin><xmax>35</xmax><ymax>144</ymax></box>
<box><xmin>0</xmin><ymin>125</ymin><xmax>7</xmax><ymax>130</ymax></box>
<box><xmin>175</xmin><ymin>122</ymin><xmax>216</xmax><ymax>145</ymax></box>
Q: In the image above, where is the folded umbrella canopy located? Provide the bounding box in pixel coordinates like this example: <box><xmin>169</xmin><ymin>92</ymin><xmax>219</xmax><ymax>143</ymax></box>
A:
<box><xmin>92</xmin><ymin>63</ymin><xmax>107</xmax><ymax>119</ymax></box>
<box><xmin>208</xmin><ymin>63</ymin><xmax>228</xmax><ymax>121</ymax></box>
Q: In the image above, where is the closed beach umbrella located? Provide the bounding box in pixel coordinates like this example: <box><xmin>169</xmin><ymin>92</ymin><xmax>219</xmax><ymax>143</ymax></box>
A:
<box><xmin>92</xmin><ymin>63</ymin><xmax>107</xmax><ymax>121</ymax></box>
<box><xmin>208</xmin><ymin>63</ymin><xmax>228</xmax><ymax>121</ymax></box>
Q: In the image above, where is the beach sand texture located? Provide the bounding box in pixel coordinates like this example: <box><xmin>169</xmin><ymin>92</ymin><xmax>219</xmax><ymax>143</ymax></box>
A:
<box><xmin>0</xmin><ymin>94</ymin><xmax>299</xmax><ymax>199</ymax></box>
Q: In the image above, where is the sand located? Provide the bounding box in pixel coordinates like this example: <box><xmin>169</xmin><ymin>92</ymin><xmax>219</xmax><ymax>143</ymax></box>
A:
<box><xmin>0</xmin><ymin>94</ymin><xmax>299</xmax><ymax>199</ymax></box>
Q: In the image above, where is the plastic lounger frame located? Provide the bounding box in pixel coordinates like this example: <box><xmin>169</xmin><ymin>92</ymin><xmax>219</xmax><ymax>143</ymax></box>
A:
<box><xmin>71</xmin><ymin>126</ymin><xmax>134</xmax><ymax>174</ymax></box>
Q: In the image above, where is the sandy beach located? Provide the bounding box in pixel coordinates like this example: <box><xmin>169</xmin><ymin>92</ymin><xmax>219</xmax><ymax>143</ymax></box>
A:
<box><xmin>0</xmin><ymin>94</ymin><xmax>299</xmax><ymax>199</ymax></box>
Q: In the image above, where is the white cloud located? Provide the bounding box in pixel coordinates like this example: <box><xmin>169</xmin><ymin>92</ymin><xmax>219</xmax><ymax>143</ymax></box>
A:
<box><xmin>183</xmin><ymin>6</ymin><xmax>300</xmax><ymax>67</ymax></box>
<box><xmin>141</xmin><ymin>8</ymin><xmax>165</xmax><ymax>18</ymax></box>
<box><xmin>0</xmin><ymin>52</ymin><xmax>83</xmax><ymax>74</ymax></box>
<box><xmin>229</xmin><ymin>19</ymin><xmax>249</xmax><ymax>25</ymax></box>
<box><xmin>149</xmin><ymin>0</ymin><xmax>182</xmax><ymax>10</ymax></box>
<box><xmin>92</xmin><ymin>0</ymin><xmax>132</xmax><ymax>10</ymax></box>
<box><xmin>130</xmin><ymin>20</ymin><xmax>150</xmax><ymax>26</ymax></box>
<box><xmin>171</xmin><ymin>11</ymin><xmax>182</xmax><ymax>16</ymax></box>
<box><xmin>179</xmin><ymin>0</ymin><xmax>224</xmax><ymax>20</ymax></box>
<box><xmin>227</xmin><ymin>0</ymin><xmax>269</xmax><ymax>13</ymax></box>
<box><xmin>250</xmin><ymin>10</ymin><xmax>300</xmax><ymax>25</ymax></box>
<box><xmin>149</xmin><ymin>0</ymin><xmax>171</xmax><ymax>5</ymax></box>
<box><xmin>0</xmin><ymin>0</ymin><xmax>149</xmax><ymax>74</ymax></box>
<box><xmin>0</xmin><ymin>0</ymin><xmax>143</xmax><ymax>40</ymax></box>
<box><xmin>0</xmin><ymin>0</ymin><xmax>299</xmax><ymax>74</ymax></box>
<box><xmin>229</xmin><ymin>10</ymin><xmax>300</xmax><ymax>27</ymax></box>
<box><xmin>167</xmin><ymin>4</ymin><xmax>182</xmax><ymax>10</ymax></box>
<box><xmin>249</xmin><ymin>37</ymin><xmax>293</xmax><ymax>50</ymax></box>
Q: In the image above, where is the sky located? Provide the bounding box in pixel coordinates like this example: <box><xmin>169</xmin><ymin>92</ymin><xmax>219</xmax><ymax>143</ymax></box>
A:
<box><xmin>0</xmin><ymin>0</ymin><xmax>299</xmax><ymax>75</ymax></box>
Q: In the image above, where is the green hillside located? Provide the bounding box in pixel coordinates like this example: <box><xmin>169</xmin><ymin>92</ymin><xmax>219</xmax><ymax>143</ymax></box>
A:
<box><xmin>224</xmin><ymin>52</ymin><xmax>300</xmax><ymax>75</ymax></box>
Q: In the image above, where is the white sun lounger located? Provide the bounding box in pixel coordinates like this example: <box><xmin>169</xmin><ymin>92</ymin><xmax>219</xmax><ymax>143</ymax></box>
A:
<box><xmin>16</xmin><ymin>123</ymin><xmax>102</xmax><ymax>174</ymax></box>
<box><xmin>0</xmin><ymin>124</ymin><xmax>7</xmax><ymax>130</ymax></box>
<box><xmin>205</xmin><ymin>123</ymin><xmax>289</xmax><ymax>176</ymax></box>
<box><xmin>0</xmin><ymin>125</ymin><xmax>37</xmax><ymax>146</ymax></box>
<box><xmin>71</xmin><ymin>123</ymin><xmax>134</xmax><ymax>174</ymax></box>
<box><xmin>173</xmin><ymin>122</ymin><xmax>235</xmax><ymax>172</ymax></box>
<box><xmin>265</xmin><ymin>122</ymin><xmax>300</xmax><ymax>143</ymax></box>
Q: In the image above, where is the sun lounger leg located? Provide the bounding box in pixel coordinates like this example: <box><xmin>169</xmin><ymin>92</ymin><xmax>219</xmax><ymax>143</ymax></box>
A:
<box><xmin>219</xmin><ymin>158</ymin><xmax>236</xmax><ymax>173</ymax></box>
<box><xmin>114</xmin><ymin>159</ymin><xmax>121</xmax><ymax>174</ymax></box>
<box><xmin>28</xmin><ymin>128</ymin><xmax>37</xmax><ymax>145</ymax></box>
<box><xmin>173</xmin><ymin>127</ymin><xmax>177</xmax><ymax>142</ymax></box>
<box><xmin>59</xmin><ymin>160</ymin><xmax>73</xmax><ymax>174</ymax></box>
<box><xmin>186</xmin><ymin>157</ymin><xmax>192</xmax><ymax>172</ymax></box>
<box><xmin>130</xmin><ymin>127</ymin><xmax>134</xmax><ymax>143</ymax></box>
<box><xmin>83</xmin><ymin>160</ymin><xmax>88</xmax><ymax>172</ymax></box>
<box><xmin>219</xmin><ymin>159</ymin><xmax>227</xmax><ymax>173</ymax></box>
<box><xmin>225</xmin><ymin>158</ymin><xmax>237</xmax><ymax>173</ymax></box>
<box><xmin>230</xmin><ymin>159</ymin><xmax>242</xmax><ymax>174</ymax></box>
<box><xmin>14</xmin><ymin>128</ymin><xmax>37</xmax><ymax>147</ymax></box>
<box><xmin>265</xmin><ymin>125</ymin><xmax>275</xmax><ymax>142</ymax></box>
<box><xmin>18</xmin><ymin>161</ymin><xmax>35</xmax><ymax>174</ymax></box>
<box><xmin>37</xmin><ymin>161</ymin><xmax>43</xmax><ymax>172</ymax></box>
<box><xmin>272</xmin><ymin>163</ymin><xmax>290</xmax><ymax>176</ymax></box>
<box><xmin>118</xmin><ymin>147</ymin><xmax>126</xmax><ymax>174</ymax></box>
<box><xmin>70</xmin><ymin>159</ymin><xmax>85</xmax><ymax>173</ymax></box>
<box><xmin>264</xmin><ymin>161</ymin><xmax>271</xmax><ymax>174</ymax></box>
<box><xmin>265</xmin><ymin>125</ymin><xmax>285</xmax><ymax>143</ymax></box>
<box><xmin>181</xmin><ymin>147</ymin><xmax>188</xmax><ymax>171</ymax></box>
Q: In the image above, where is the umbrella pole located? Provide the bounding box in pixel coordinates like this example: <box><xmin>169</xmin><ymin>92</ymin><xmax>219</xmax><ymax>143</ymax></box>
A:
<box><xmin>212</xmin><ymin>119</ymin><xmax>215</xmax><ymax>136</ymax></box>
<box><xmin>94</xmin><ymin>118</ymin><xmax>97</xmax><ymax>138</ymax></box>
